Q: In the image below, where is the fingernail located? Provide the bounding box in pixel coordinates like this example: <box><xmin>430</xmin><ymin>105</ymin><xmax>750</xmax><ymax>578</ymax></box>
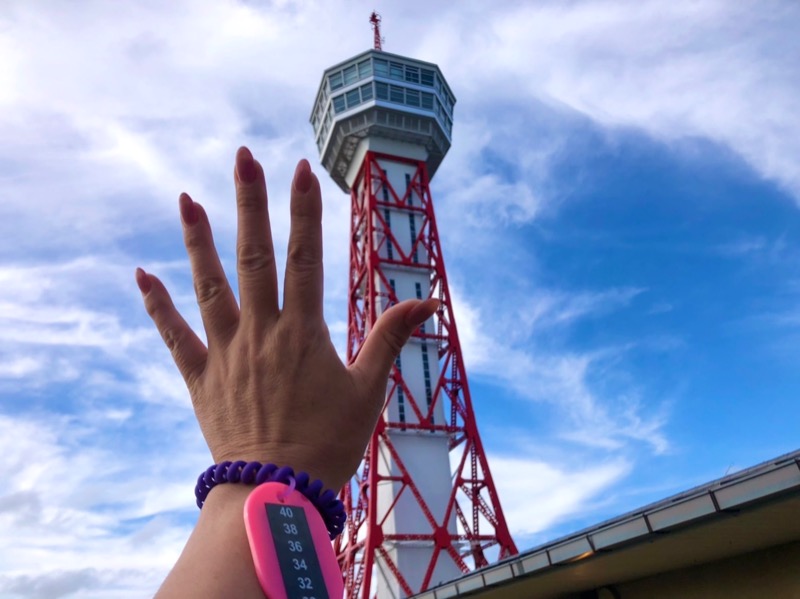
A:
<box><xmin>236</xmin><ymin>147</ymin><xmax>256</xmax><ymax>184</ymax></box>
<box><xmin>405</xmin><ymin>299</ymin><xmax>439</xmax><ymax>327</ymax></box>
<box><xmin>179</xmin><ymin>193</ymin><xmax>198</xmax><ymax>225</ymax></box>
<box><xmin>135</xmin><ymin>267</ymin><xmax>151</xmax><ymax>294</ymax></box>
<box><xmin>294</xmin><ymin>159</ymin><xmax>313</xmax><ymax>194</ymax></box>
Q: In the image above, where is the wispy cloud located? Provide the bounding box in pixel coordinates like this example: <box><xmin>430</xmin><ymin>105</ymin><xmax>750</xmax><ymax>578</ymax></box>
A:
<box><xmin>0</xmin><ymin>259</ymin><xmax>159</xmax><ymax>390</ymax></box>
<box><xmin>0</xmin><ymin>413</ymin><xmax>198</xmax><ymax>598</ymax></box>
<box><xmin>715</xmin><ymin>237</ymin><xmax>770</xmax><ymax>257</ymax></box>
<box><xmin>647</xmin><ymin>301</ymin><xmax>674</xmax><ymax>315</ymax></box>
<box><xmin>423</xmin><ymin>0</ymin><xmax>800</xmax><ymax>199</ymax></box>
<box><xmin>452</xmin><ymin>283</ymin><xmax>669</xmax><ymax>454</ymax></box>
<box><xmin>515</xmin><ymin>287</ymin><xmax>646</xmax><ymax>333</ymax></box>
<box><xmin>491</xmin><ymin>454</ymin><xmax>631</xmax><ymax>539</ymax></box>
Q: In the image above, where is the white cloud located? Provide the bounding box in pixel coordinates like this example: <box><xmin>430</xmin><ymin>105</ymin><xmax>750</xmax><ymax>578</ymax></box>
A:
<box><xmin>0</xmin><ymin>410</ymin><xmax>206</xmax><ymax>599</ymax></box>
<box><xmin>1</xmin><ymin>0</ymin><xmax>797</xmax><ymax>260</ymax></box>
<box><xmin>491</xmin><ymin>454</ymin><xmax>631</xmax><ymax>537</ymax></box>
<box><xmin>0</xmin><ymin>414</ymin><xmax>210</xmax><ymax>599</ymax></box>
<box><xmin>515</xmin><ymin>287</ymin><xmax>646</xmax><ymax>334</ymax></box>
<box><xmin>0</xmin><ymin>357</ymin><xmax>41</xmax><ymax>378</ymax></box>
<box><xmin>0</xmin><ymin>569</ymin><xmax>166</xmax><ymax>599</ymax></box>
<box><xmin>0</xmin><ymin>255</ymin><xmax>214</xmax><ymax>597</ymax></box>
<box><xmin>0</xmin><ymin>259</ymin><xmax>163</xmax><ymax>396</ymax></box>
<box><xmin>0</xmin><ymin>301</ymin><xmax>149</xmax><ymax>348</ymax></box>
<box><xmin>0</xmin><ymin>0</ymin><xmax>312</xmax><ymax>256</ymax></box>
<box><xmin>451</xmin><ymin>282</ymin><xmax>669</xmax><ymax>454</ymax></box>
<box><xmin>427</xmin><ymin>0</ymin><xmax>800</xmax><ymax>199</ymax></box>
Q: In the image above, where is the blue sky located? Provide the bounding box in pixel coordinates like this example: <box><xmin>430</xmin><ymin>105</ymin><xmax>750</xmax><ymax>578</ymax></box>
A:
<box><xmin>1</xmin><ymin>0</ymin><xmax>800</xmax><ymax>596</ymax></box>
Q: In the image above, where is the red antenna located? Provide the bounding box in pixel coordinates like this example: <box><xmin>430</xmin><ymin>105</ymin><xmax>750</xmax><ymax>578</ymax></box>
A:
<box><xmin>369</xmin><ymin>11</ymin><xmax>383</xmax><ymax>51</ymax></box>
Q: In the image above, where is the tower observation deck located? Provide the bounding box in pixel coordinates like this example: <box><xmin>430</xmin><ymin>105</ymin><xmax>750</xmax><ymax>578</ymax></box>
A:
<box><xmin>311</xmin><ymin>41</ymin><xmax>516</xmax><ymax>599</ymax></box>
<box><xmin>311</xmin><ymin>49</ymin><xmax>454</xmax><ymax>194</ymax></box>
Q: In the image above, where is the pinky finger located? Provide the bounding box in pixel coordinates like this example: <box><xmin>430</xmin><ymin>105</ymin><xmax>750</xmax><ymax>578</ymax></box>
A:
<box><xmin>136</xmin><ymin>267</ymin><xmax>208</xmax><ymax>386</ymax></box>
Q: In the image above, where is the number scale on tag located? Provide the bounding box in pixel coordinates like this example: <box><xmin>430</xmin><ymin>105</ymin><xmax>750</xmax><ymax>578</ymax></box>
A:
<box><xmin>244</xmin><ymin>482</ymin><xmax>343</xmax><ymax>599</ymax></box>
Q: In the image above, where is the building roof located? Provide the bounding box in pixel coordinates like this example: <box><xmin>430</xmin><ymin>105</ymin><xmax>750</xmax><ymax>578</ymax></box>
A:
<box><xmin>413</xmin><ymin>448</ymin><xmax>800</xmax><ymax>598</ymax></box>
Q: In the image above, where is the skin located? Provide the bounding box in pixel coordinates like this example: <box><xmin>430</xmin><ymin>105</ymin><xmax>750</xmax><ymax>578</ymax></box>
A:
<box><xmin>137</xmin><ymin>147</ymin><xmax>438</xmax><ymax>598</ymax></box>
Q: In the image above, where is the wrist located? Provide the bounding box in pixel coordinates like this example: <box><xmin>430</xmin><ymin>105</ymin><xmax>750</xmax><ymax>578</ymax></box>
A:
<box><xmin>212</xmin><ymin>446</ymin><xmax>341</xmax><ymax>491</ymax></box>
<box><xmin>156</xmin><ymin>485</ymin><xmax>263</xmax><ymax>599</ymax></box>
<box><xmin>203</xmin><ymin>481</ymin><xmax>252</xmax><ymax>506</ymax></box>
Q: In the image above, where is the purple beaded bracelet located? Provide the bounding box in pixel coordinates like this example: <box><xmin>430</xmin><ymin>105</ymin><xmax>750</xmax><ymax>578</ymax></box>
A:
<box><xmin>195</xmin><ymin>461</ymin><xmax>347</xmax><ymax>539</ymax></box>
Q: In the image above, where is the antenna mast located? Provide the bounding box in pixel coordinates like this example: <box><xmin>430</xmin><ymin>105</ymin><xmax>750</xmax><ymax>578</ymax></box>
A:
<box><xmin>369</xmin><ymin>11</ymin><xmax>383</xmax><ymax>51</ymax></box>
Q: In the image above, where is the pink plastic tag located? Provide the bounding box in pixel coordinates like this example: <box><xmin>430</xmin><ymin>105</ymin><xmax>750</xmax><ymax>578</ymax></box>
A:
<box><xmin>244</xmin><ymin>482</ymin><xmax>343</xmax><ymax>599</ymax></box>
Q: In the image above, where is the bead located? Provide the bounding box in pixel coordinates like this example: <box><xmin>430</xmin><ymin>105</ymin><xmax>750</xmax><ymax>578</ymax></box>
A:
<box><xmin>214</xmin><ymin>461</ymin><xmax>232</xmax><ymax>483</ymax></box>
<box><xmin>255</xmin><ymin>463</ymin><xmax>278</xmax><ymax>485</ymax></box>
<box><xmin>295</xmin><ymin>472</ymin><xmax>310</xmax><ymax>490</ymax></box>
<box><xmin>202</xmin><ymin>465</ymin><xmax>217</xmax><ymax>487</ymax></box>
<box><xmin>240</xmin><ymin>461</ymin><xmax>262</xmax><ymax>484</ymax></box>
<box><xmin>227</xmin><ymin>460</ymin><xmax>248</xmax><ymax>483</ymax></box>
<box><xmin>273</xmin><ymin>466</ymin><xmax>295</xmax><ymax>485</ymax></box>
<box><xmin>306</xmin><ymin>479</ymin><xmax>324</xmax><ymax>499</ymax></box>
<box><xmin>317</xmin><ymin>489</ymin><xmax>336</xmax><ymax>506</ymax></box>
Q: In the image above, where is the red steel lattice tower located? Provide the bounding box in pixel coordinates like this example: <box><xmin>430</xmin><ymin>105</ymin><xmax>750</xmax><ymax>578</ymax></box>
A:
<box><xmin>310</xmin><ymin>39</ymin><xmax>517</xmax><ymax>599</ymax></box>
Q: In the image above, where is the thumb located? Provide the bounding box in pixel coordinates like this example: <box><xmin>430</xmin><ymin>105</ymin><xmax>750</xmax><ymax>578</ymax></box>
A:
<box><xmin>352</xmin><ymin>298</ymin><xmax>439</xmax><ymax>394</ymax></box>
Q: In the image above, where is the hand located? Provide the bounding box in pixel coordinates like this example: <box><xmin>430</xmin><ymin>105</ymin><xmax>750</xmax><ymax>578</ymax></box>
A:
<box><xmin>136</xmin><ymin>147</ymin><xmax>437</xmax><ymax>491</ymax></box>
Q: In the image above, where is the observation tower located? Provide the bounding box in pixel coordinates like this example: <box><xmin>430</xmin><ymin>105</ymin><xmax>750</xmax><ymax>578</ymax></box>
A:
<box><xmin>310</xmin><ymin>14</ymin><xmax>517</xmax><ymax>598</ymax></box>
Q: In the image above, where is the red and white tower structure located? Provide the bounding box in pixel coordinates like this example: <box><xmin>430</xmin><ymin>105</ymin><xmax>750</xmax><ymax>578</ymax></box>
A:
<box><xmin>310</xmin><ymin>18</ymin><xmax>517</xmax><ymax>598</ymax></box>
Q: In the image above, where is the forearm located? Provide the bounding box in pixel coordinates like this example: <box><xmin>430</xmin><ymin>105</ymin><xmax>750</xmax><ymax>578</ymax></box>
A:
<box><xmin>155</xmin><ymin>485</ymin><xmax>265</xmax><ymax>599</ymax></box>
